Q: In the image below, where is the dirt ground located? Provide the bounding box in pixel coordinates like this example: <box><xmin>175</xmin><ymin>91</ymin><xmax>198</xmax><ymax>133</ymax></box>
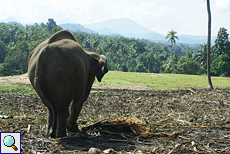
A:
<box><xmin>0</xmin><ymin>75</ymin><xmax>230</xmax><ymax>153</ymax></box>
<box><xmin>0</xmin><ymin>74</ymin><xmax>30</xmax><ymax>85</ymax></box>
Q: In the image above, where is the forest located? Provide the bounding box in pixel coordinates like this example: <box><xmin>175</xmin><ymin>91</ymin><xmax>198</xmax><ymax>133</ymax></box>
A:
<box><xmin>0</xmin><ymin>19</ymin><xmax>230</xmax><ymax>77</ymax></box>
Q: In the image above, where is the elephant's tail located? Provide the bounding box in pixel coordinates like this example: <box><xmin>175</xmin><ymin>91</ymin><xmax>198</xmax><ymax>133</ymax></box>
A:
<box><xmin>34</xmin><ymin>46</ymin><xmax>55</xmax><ymax>122</ymax></box>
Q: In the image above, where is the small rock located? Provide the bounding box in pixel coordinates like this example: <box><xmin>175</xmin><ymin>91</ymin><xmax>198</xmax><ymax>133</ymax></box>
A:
<box><xmin>136</xmin><ymin>150</ymin><xmax>143</xmax><ymax>154</ymax></box>
<box><xmin>88</xmin><ymin>147</ymin><xmax>102</xmax><ymax>154</ymax></box>
<box><xmin>103</xmin><ymin>148</ymin><xmax>115</xmax><ymax>153</ymax></box>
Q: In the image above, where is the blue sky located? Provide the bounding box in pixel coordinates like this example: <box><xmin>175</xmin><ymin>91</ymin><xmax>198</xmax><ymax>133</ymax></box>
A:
<box><xmin>0</xmin><ymin>0</ymin><xmax>229</xmax><ymax>36</ymax></box>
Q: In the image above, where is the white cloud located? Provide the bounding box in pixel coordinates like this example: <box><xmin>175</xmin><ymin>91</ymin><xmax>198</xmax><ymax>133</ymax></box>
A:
<box><xmin>123</xmin><ymin>2</ymin><xmax>171</xmax><ymax>35</ymax></box>
<box><xmin>157</xmin><ymin>5</ymin><xmax>170</xmax><ymax>16</ymax></box>
<box><xmin>0</xmin><ymin>0</ymin><xmax>229</xmax><ymax>36</ymax></box>
<box><xmin>136</xmin><ymin>2</ymin><xmax>169</xmax><ymax>16</ymax></box>
<box><xmin>137</xmin><ymin>2</ymin><xmax>157</xmax><ymax>14</ymax></box>
<box><xmin>0</xmin><ymin>0</ymin><xmax>170</xmax><ymax>25</ymax></box>
<box><xmin>215</xmin><ymin>0</ymin><xmax>230</xmax><ymax>11</ymax></box>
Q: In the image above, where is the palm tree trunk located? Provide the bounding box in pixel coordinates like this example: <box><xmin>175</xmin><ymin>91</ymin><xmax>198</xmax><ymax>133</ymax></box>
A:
<box><xmin>206</xmin><ymin>0</ymin><xmax>213</xmax><ymax>90</ymax></box>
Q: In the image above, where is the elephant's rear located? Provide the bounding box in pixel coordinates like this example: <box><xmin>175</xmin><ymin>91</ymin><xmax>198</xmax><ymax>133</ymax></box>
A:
<box><xmin>28</xmin><ymin>40</ymin><xmax>88</xmax><ymax>106</ymax></box>
<box><xmin>28</xmin><ymin>30</ymin><xmax>108</xmax><ymax>138</ymax></box>
<box><xmin>28</xmin><ymin>38</ymin><xmax>88</xmax><ymax>137</ymax></box>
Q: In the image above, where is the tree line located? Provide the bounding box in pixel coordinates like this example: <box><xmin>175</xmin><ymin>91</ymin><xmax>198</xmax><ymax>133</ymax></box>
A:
<box><xmin>0</xmin><ymin>19</ymin><xmax>229</xmax><ymax>77</ymax></box>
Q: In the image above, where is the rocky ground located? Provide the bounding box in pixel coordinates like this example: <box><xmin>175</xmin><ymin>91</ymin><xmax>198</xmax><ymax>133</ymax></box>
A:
<box><xmin>0</xmin><ymin>86</ymin><xmax>230</xmax><ymax>153</ymax></box>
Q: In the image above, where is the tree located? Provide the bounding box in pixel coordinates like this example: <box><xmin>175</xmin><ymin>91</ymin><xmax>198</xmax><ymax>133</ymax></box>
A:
<box><xmin>0</xmin><ymin>18</ymin><xmax>207</xmax><ymax>76</ymax></box>
<box><xmin>146</xmin><ymin>52</ymin><xmax>154</xmax><ymax>73</ymax></box>
<box><xmin>211</xmin><ymin>28</ymin><xmax>230</xmax><ymax>76</ymax></box>
<box><xmin>0</xmin><ymin>23</ymin><xmax>11</xmax><ymax>45</ymax></box>
<box><xmin>2</xmin><ymin>38</ymin><xmax>29</xmax><ymax>75</ymax></box>
<box><xmin>212</xmin><ymin>53</ymin><xmax>230</xmax><ymax>77</ymax></box>
<box><xmin>165</xmin><ymin>30</ymin><xmax>179</xmax><ymax>72</ymax></box>
<box><xmin>52</xmin><ymin>26</ymin><xmax>63</xmax><ymax>34</ymax></box>
<box><xmin>26</xmin><ymin>23</ymin><xmax>50</xmax><ymax>51</ymax></box>
<box><xmin>195</xmin><ymin>44</ymin><xmax>207</xmax><ymax>74</ymax></box>
<box><xmin>165</xmin><ymin>30</ymin><xmax>179</xmax><ymax>56</ymax></box>
<box><xmin>47</xmin><ymin>18</ymin><xmax>58</xmax><ymax>33</ymax></box>
<box><xmin>213</xmin><ymin>27</ymin><xmax>229</xmax><ymax>57</ymax></box>
<box><xmin>163</xmin><ymin>55</ymin><xmax>179</xmax><ymax>73</ymax></box>
<box><xmin>0</xmin><ymin>41</ymin><xmax>7</xmax><ymax>63</ymax></box>
<box><xmin>206</xmin><ymin>0</ymin><xmax>213</xmax><ymax>89</ymax></box>
<box><xmin>176</xmin><ymin>51</ymin><xmax>201</xmax><ymax>75</ymax></box>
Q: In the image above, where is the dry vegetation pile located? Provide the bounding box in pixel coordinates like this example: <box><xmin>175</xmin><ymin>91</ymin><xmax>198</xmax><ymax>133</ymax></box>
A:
<box><xmin>0</xmin><ymin>87</ymin><xmax>230</xmax><ymax>153</ymax></box>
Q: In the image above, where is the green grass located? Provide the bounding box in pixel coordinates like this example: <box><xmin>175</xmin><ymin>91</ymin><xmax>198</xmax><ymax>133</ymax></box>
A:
<box><xmin>1</xmin><ymin>71</ymin><xmax>230</xmax><ymax>92</ymax></box>
<box><xmin>95</xmin><ymin>71</ymin><xmax>230</xmax><ymax>90</ymax></box>
<box><xmin>0</xmin><ymin>84</ymin><xmax>19</xmax><ymax>91</ymax></box>
<box><xmin>91</xmin><ymin>90</ymin><xmax>105</xmax><ymax>93</ymax></box>
<box><xmin>0</xmin><ymin>84</ymin><xmax>36</xmax><ymax>95</ymax></box>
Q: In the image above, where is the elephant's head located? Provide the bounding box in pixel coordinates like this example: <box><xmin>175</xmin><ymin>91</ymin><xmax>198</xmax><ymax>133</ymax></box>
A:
<box><xmin>95</xmin><ymin>55</ymin><xmax>108</xmax><ymax>82</ymax></box>
<box><xmin>90</xmin><ymin>53</ymin><xmax>108</xmax><ymax>82</ymax></box>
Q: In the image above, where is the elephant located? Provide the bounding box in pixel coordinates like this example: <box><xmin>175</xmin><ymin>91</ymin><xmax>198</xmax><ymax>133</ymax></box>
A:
<box><xmin>28</xmin><ymin>30</ymin><xmax>108</xmax><ymax>138</ymax></box>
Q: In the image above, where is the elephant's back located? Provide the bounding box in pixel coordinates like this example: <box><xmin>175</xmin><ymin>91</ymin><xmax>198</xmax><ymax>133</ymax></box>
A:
<box><xmin>33</xmin><ymin>39</ymin><xmax>89</xmax><ymax>100</ymax></box>
<box><xmin>42</xmin><ymin>40</ymin><xmax>88</xmax><ymax>80</ymax></box>
<box><xmin>47</xmin><ymin>30</ymin><xmax>77</xmax><ymax>44</ymax></box>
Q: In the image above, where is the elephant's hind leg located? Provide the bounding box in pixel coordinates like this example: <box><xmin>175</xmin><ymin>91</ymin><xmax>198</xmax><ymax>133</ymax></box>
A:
<box><xmin>46</xmin><ymin>107</ymin><xmax>56</xmax><ymax>138</ymax></box>
<box><xmin>67</xmin><ymin>98</ymin><xmax>84</xmax><ymax>133</ymax></box>
<box><xmin>54</xmin><ymin>103</ymin><xmax>69</xmax><ymax>138</ymax></box>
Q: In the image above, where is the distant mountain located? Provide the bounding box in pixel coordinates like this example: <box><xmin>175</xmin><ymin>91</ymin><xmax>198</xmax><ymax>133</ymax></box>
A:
<box><xmin>85</xmin><ymin>18</ymin><xmax>152</xmax><ymax>35</ymax></box>
<box><xmin>0</xmin><ymin>17</ymin><xmax>24</xmax><ymax>29</ymax></box>
<box><xmin>177</xmin><ymin>35</ymin><xmax>216</xmax><ymax>44</ymax></box>
<box><xmin>0</xmin><ymin>17</ymin><xmax>216</xmax><ymax>44</ymax></box>
<box><xmin>84</xmin><ymin>18</ymin><xmax>166</xmax><ymax>40</ymax></box>
<box><xmin>60</xmin><ymin>23</ymin><xmax>96</xmax><ymax>34</ymax></box>
<box><xmin>2</xmin><ymin>17</ymin><xmax>21</xmax><ymax>23</ymax></box>
<box><xmin>84</xmin><ymin>18</ymin><xmax>215</xmax><ymax>44</ymax></box>
<box><xmin>96</xmin><ymin>28</ymin><xmax>120</xmax><ymax>36</ymax></box>
<box><xmin>134</xmin><ymin>32</ymin><xmax>165</xmax><ymax>41</ymax></box>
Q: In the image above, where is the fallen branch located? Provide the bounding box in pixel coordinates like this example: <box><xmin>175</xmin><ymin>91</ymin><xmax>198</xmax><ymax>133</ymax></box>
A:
<box><xmin>148</xmin><ymin>130</ymin><xmax>185</xmax><ymax>138</ymax></box>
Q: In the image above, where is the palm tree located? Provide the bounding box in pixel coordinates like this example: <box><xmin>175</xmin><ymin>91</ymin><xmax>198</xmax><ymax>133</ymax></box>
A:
<box><xmin>165</xmin><ymin>30</ymin><xmax>179</xmax><ymax>57</ymax></box>
<box><xmin>195</xmin><ymin>44</ymin><xmax>207</xmax><ymax>65</ymax></box>
<box><xmin>195</xmin><ymin>44</ymin><xmax>207</xmax><ymax>73</ymax></box>
<box><xmin>206</xmin><ymin>0</ymin><xmax>213</xmax><ymax>89</ymax></box>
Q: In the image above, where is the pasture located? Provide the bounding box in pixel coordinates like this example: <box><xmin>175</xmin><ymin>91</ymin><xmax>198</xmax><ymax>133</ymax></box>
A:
<box><xmin>0</xmin><ymin>72</ymin><xmax>230</xmax><ymax>153</ymax></box>
<box><xmin>95</xmin><ymin>71</ymin><xmax>230</xmax><ymax>90</ymax></box>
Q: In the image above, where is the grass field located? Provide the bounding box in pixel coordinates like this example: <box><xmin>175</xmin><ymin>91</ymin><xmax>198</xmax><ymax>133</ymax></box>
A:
<box><xmin>0</xmin><ymin>71</ymin><xmax>230</xmax><ymax>91</ymax></box>
<box><xmin>95</xmin><ymin>71</ymin><xmax>230</xmax><ymax>90</ymax></box>
<box><xmin>0</xmin><ymin>84</ymin><xmax>36</xmax><ymax>95</ymax></box>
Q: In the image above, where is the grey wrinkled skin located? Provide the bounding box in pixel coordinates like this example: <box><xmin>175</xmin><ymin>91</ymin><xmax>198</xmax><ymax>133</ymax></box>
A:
<box><xmin>28</xmin><ymin>30</ymin><xmax>108</xmax><ymax>138</ymax></box>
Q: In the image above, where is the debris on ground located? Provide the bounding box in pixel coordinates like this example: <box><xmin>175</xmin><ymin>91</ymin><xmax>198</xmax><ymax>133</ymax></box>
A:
<box><xmin>1</xmin><ymin>87</ymin><xmax>230</xmax><ymax>153</ymax></box>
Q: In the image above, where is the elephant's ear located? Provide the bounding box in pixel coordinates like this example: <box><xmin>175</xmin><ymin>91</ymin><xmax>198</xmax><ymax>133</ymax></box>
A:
<box><xmin>94</xmin><ymin>55</ymin><xmax>108</xmax><ymax>82</ymax></box>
